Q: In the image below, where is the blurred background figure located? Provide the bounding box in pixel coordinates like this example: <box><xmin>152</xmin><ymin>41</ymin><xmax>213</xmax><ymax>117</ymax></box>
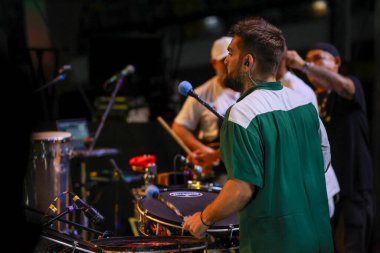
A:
<box><xmin>172</xmin><ymin>36</ymin><xmax>240</xmax><ymax>184</ymax></box>
<box><xmin>287</xmin><ymin>42</ymin><xmax>375</xmax><ymax>253</ymax></box>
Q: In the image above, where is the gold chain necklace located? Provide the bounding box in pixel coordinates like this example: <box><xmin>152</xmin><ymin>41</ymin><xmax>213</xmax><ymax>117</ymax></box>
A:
<box><xmin>318</xmin><ymin>93</ymin><xmax>331</xmax><ymax>123</ymax></box>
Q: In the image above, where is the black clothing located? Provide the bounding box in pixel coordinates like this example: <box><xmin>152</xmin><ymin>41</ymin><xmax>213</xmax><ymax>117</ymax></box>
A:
<box><xmin>318</xmin><ymin>76</ymin><xmax>374</xmax><ymax>253</ymax></box>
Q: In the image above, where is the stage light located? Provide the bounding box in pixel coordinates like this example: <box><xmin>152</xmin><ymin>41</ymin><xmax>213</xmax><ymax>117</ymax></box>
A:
<box><xmin>312</xmin><ymin>0</ymin><xmax>328</xmax><ymax>16</ymax></box>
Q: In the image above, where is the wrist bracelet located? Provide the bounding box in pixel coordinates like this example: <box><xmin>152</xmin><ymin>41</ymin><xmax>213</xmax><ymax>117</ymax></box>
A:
<box><xmin>301</xmin><ymin>62</ymin><xmax>312</xmax><ymax>73</ymax></box>
<box><xmin>200</xmin><ymin>210</ymin><xmax>213</xmax><ymax>227</ymax></box>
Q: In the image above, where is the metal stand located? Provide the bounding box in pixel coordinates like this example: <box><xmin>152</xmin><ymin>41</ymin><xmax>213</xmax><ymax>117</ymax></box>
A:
<box><xmin>89</xmin><ymin>74</ymin><xmax>126</xmax><ymax>152</ymax></box>
<box><xmin>43</xmin><ymin>206</ymin><xmax>74</xmax><ymax>227</ymax></box>
<box><xmin>43</xmin><ymin>207</ymin><xmax>105</xmax><ymax>237</ymax></box>
<box><xmin>34</xmin><ymin>73</ymin><xmax>66</xmax><ymax>93</ymax></box>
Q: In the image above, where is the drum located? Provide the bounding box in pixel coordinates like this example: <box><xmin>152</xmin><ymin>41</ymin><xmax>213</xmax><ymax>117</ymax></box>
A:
<box><xmin>187</xmin><ymin>180</ymin><xmax>222</xmax><ymax>192</ymax></box>
<box><xmin>24</xmin><ymin>131</ymin><xmax>72</xmax><ymax>231</ymax></box>
<box><xmin>91</xmin><ymin>236</ymin><xmax>206</xmax><ymax>253</ymax></box>
<box><xmin>38</xmin><ymin>228</ymin><xmax>99</xmax><ymax>253</ymax></box>
<box><xmin>136</xmin><ymin>189</ymin><xmax>239</xmax><ymax>250</ymax></box>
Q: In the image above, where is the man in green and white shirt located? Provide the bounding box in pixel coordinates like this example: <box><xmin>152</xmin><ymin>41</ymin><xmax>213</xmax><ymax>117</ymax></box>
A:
<box><xmin>183</xmin><ymin>17</ymin><xmax>334</xmax><ymax>253</ymax></box>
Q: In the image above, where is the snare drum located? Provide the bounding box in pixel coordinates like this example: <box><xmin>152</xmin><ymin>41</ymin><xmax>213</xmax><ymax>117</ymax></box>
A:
<box><xmin>136</xmin><ymin>189</ymin><xmax>239</xmax><ymax>250</ymax></box>
<box><xmin>91</xmin><ymin>236</ymin><xmax>206</xmax><ymax>253</ymax></box>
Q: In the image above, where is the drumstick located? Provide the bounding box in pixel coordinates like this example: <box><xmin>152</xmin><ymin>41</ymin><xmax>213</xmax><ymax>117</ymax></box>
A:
<box><xmin>146</xmin><ymin>185</ymin><xmax>185</xmax><ymax>218</ymax></box>
<box><xmin>156</xmin><ymin>116</ymin><xmax>192</xmax><ymax>155</ymax></box>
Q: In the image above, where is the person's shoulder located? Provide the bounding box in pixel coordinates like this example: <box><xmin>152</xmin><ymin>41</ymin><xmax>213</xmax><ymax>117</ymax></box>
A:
<box><xmin>285</xmin><ymin>71</ymin><xmax>315</xmax><ymax>93</ymax></box>
<box><xmin>194</xmin><ymin>76</ymin><xmax>217</xmax><ymax>94</ymax></box>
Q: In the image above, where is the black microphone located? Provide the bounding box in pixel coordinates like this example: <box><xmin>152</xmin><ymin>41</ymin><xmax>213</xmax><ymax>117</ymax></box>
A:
<box><xmin>72</xmin><ymin>195</ymin><xmax>104</xmax><ymax>225</ymax></box>
<box><xmin>104</xmin><ymin>64</ymin><xmax>135</xmax><ymax>86</ymax></box>
<box><xmin>178</xmin><ymin>81</ymin><xmax>224</xmax><ymax>121</ymax></box>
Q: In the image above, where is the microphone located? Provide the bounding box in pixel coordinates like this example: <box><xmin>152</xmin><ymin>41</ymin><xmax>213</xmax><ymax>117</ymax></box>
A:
<box><xmin>145</xmin><ymin>184</ymin><xmax>160</xmax><ymax>199</ymax></box>
<box><xmin>72</xmin><ymin>195</ymin><xmax>104</xmax><ymax>225</ymax></box>
<box><xmin>178</xmin><ymin>81</ymin><xmax>224</xmax><ymax>121</ymax></box>
<box><xmin>104</xmin><ymin>64</ymin><xmax>135</xmax><ymax>86</ymax></box>
<box><xmin>58</xmin><ymin>64</ymin><xmax>72</xmax><ymax>74</ymax></box>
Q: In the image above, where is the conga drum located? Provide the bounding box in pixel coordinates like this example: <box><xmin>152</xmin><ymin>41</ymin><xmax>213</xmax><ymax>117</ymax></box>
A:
<box><xmin>24</xmin><ymin>131</ymin><xmax>72</xmax><ymax>231</ymax></box>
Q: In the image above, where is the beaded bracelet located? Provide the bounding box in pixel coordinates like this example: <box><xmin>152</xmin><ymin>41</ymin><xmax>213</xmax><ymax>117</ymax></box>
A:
<box><xmin>200</xmin><ymin>210</ymin><xmax>213</xmax><ymax>227</ymax></box>
<box><xmin>301</xmin><ymin>62</ymin><xmax>312</xmax><ymax>74</ymax></box>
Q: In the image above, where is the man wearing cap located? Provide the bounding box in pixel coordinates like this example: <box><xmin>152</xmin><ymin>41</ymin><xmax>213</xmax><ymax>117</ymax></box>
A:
<box><xmin>287</xmin><ymin>42</ymin><xmax>374</xmax><ymax>253</ymax></box>
<box><xmin>172</xmin><ymin>36</ymin><xmax>240</xmax><ymax>181</ymax></box>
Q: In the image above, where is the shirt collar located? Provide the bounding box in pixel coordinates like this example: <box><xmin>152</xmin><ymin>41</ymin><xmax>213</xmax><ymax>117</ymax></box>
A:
<box><xmin>237</xmin><ymin>81</ymin><xmax>283</xmax><ymax>102</ymax></box>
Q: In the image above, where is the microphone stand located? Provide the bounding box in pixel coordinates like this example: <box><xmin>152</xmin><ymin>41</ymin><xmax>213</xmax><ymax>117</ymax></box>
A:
<box><xmin>43</xmin><ymin>207</ymin><xmax>104</xmax><ymax>237</ymax></box>
<box><xmin>34</xmin><ymin>73</ymin><xmax>66</xmax><ymax>93</ymax></box>
<box><xmin>89</xmin><ymin>74</ymin><xmax>126</xmax><ymax>152</ymax></box>
<box><xmin>43</xmin><ymin>206</ymin><xmax>74</xmax><ymax>227</ymax></box>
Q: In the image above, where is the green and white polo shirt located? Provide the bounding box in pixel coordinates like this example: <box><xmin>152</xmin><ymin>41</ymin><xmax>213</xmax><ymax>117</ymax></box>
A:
<box><xmin>220</xmin><ymin>81</ymin><xmax>333</xmax><ymax>253</ymax></box>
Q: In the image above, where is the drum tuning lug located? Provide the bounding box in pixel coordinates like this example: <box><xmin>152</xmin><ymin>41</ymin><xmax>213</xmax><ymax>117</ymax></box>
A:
<box><xmin>229</xmin><ymin>224</ymin><xmax>234</xmax><ymax>239</ymax></box>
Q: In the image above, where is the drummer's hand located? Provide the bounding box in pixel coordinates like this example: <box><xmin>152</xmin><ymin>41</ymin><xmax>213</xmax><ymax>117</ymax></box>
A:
<box><xmin>182</xmin><ymin>212</ymin><xmax>208</xmax><ymax>239</ymax></box>
<box><xmin>190</xmin><ymin>147</ymin><xmax>220</xmax><ymax>167</ymax></box>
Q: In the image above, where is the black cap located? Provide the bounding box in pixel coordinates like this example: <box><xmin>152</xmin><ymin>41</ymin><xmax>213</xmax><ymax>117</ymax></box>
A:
<box><xmin>313</xmin><ymin>42</ymin><xmax>340</xmax><ymax>58</ymax></box>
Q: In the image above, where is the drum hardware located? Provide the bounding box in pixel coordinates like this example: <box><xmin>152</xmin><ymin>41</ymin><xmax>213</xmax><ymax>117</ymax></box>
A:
<box><xmin>129</xmin><ymin>154</ymin><xmax>157</xmax><ymax>185</ymax></box>
<box><xmin>91</xmin><ymin>235</ymin><xmax>206</xmax><ymax>252</ymax></box>
<box><xmin>109</xmin><ymin>158</ymin><xmax>143</xmax><ymax>184</ymax></box>
<box><xmin>229</xmin><ymin>224</ymin><xmax>234</xmax><ymax>238</ymax></box>
<box><xmin>38</xmin><ymin>228</ymin><xmax>100</xmax><ymax>253</ymax></box>
<box><xmin>187</xmin><ymin>180</ymin><xmax>222</xmax><ymax>192</ymax></box>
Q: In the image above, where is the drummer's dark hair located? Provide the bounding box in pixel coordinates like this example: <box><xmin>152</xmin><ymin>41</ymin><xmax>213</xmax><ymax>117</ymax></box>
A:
<box><xmin>228</xmin><ymin>16</ymin><xmax>286</xmax><ymax>76</ymax></box>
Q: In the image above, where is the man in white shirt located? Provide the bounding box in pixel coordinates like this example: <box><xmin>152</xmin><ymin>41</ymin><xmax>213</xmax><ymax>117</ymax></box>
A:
<box><xmin>172</xmin><ymin>36</ymin><xmax>240</xmax><ymax>181</ymax></box>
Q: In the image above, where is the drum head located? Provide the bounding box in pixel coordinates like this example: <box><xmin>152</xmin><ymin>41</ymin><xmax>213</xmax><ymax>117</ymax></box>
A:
<box><xmin>91</xmin><ymin>236</ymin><xmax>205</xmax><ymax>252</ymax></box>
<box><xmin>32</xmin><ymin>131</ymin><xmax>72</xmax><ymax>141</ymax></box>
<box><xmin>138</xmin><ymin>189</ymin><xmax>238</xmax><ymax>229</ymax></box>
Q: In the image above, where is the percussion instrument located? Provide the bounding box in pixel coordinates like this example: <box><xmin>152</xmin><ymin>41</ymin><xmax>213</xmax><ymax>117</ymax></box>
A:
<box><xmin>24</xmin><ymin>131</ymin><xmax>73</xmax><ymax>231</ymax></box>
<box><xmin>135</xmin><ymin>188</ymin><xmax>239</xmax><ymax>250</ymax></box>
<box><xmin>91</xmin><ymin>236</ymin><xmax>206</xmax><ymax>253</ymax></box>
